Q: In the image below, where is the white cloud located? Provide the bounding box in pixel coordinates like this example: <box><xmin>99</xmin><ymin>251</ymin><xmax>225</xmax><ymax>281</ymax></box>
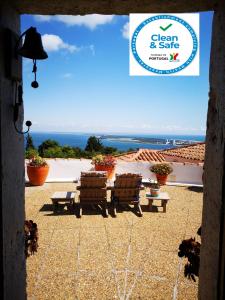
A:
<box><xmin>62</xmin><ymin>73</ymin><xmax>72</xmax><ymax>78</ymax></box>
<box><xmin>42</xmin><ymin>34</ymin><xmax>79</xmax><ymax>53</ymax></box>
<box><xmin>34</xmin><ymin>14</ymin><xmax>114</xmax><ymax>30</ymax></box>
<box><xmin>89</xmin><ymin>45</ymin><xmax>95</xmax><ymax>56</ymax></box>
<box><xmin>34</xmin><ymin>15</ymin><xmax>52</xmax><ymax>22</ymax></box>
<box><xmin>122</xmin><ymin>22</ymin><xmax>129</xmax><ymax>39</ymax></box>
<box><xmin>80</xmin><ymin>45</ymin><xmax>95</xmax><ymax>56</ymax></box>
<box><xmin>156</xmin><ymin>124</ymin><xmax>206</xmax><ymax>133</ymax></box>
<box><xmin>57</xmin><ymin>15</ymin><xmax>114</xmax><ymax>29</ymax></box>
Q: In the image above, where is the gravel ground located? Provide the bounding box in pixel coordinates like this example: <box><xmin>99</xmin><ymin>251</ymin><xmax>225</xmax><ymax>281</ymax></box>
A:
<box><xmin>25</xmin><ymin>183</ymin><xmax>202</xmax><ymax>300</ymax></box>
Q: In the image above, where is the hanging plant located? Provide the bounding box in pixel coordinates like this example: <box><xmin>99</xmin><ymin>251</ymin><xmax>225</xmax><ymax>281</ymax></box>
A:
<box><xmin>24</xmin><ymin>220</ymin><xmax>38</xmax><ymax>258</ymax></box>
<box><xmin>178</xmin><ymin>227</ymin><xmax>201</xmax><ymax>282</ymax></box>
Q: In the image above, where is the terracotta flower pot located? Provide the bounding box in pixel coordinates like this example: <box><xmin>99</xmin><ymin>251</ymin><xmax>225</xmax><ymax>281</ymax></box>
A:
<box><xmin>156</xmin><ymin>174</ymin><xmax>168</xmax><ymax>185</ymax></box>
<box><xmin>95</xmin><ymin>164</ymin><xmax>103</xmax><ymax>172</ymax></box>
<box><xmin>95</xmin><ymin>164</ymin><xmax>115</xmax><ymax>179</ymax></box>
<box><xmin>27</xmin><ymin>165</ymin><xmax>49</xmax><ymax>186</ymax></box>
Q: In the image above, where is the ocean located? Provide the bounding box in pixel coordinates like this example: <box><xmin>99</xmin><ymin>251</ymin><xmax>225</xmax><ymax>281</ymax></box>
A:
<box><xmin>27</xmin><ymin>132</ymin><xmax>205</xmax><ymax>151</ymax></box>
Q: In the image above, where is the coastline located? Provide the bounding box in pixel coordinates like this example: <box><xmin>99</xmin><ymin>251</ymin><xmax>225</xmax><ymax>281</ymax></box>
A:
<box><xmin>28</xmin><ymin>132</ymin><xmax>205</xmax><ymax>151</ymax></box>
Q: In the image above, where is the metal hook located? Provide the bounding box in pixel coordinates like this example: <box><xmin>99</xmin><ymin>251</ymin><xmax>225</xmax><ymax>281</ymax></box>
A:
<box><xmin>14</xmin><ymin>120</ymin><xmax>32</xmax><ymax>134</ymax></box>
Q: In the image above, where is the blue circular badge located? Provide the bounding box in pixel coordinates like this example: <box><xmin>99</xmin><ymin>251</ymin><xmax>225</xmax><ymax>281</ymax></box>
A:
<box><xmin>131</xmin><ymin>15</ymin><xmax>198</xmax><ymax>74</ymax></box>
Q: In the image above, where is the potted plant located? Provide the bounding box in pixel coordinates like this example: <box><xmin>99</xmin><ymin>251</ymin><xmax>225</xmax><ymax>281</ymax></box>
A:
<box><xmin>150</xmin><ymin>163</ymin><xmax>173</xmax><ymax>185</ymax></box>
<box><xmin>25</xmin><ymin>148</ymin><xmax>39</xmax><ymax>160</ymax></box>
<box><xmin>24</xmin><ymin>220</ymin><xmax>38</xmax><ymax>257</ymax></box>
<box><xmin>150</xmin><ymin>182</ymin><xmax>161</xmax><ymax>197</ymax></box>
<box><xmin>92</xmin><ymin>154</ymin><xmax>116</xmax><ymax>179</ymax></box>
<box><xmin>27</xmin><ymin>156</ymin><xmax>49</xmax><ymax>186</ymax></box>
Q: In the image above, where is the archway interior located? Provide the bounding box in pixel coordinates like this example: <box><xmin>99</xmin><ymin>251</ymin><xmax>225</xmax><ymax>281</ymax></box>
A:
<box><xmin>22</xmin><ymin>12</ymin><xmax>213</xmax><ymax>299</ymax></box>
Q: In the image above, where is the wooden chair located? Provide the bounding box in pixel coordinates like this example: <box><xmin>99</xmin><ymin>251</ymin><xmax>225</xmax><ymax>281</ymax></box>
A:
<box><xmin>111</xmin><ymin>173</ymin><xmax>143</xmax><ymax>217</ymax></box>
<box><xmin>77</xmin><ymin>171</ymin><xmax>108</xmax><ymax>218</ymax></box>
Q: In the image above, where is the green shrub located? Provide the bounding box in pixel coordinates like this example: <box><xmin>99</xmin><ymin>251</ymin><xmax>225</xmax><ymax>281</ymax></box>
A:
<box><xmin>103</xmin><ymin>146</ymin><xmax>118</xmax><ymax>155</ymax></box>
<box><xmin>38</xmin><ymin>140</ymin><xmax>60</xmax><ymax>157</ymax></box>
<box><xmin>28</xmin><ymin>156</ymin><xmax>48</xmax><ymax>167</ymax></box>
<box><xmin>42</xmin><ymin>146</ymin><xmax>63</xmax><ymax>158</ymax></box>
<box><xmin>35</xmin><ymin>138</ymin><xmax>120</xmax><ymax>159</ymax></box>
<box><xmin>25</xmin><ymin>134</ymin><xmax>35</xmax><ymax>151</ymax></box>
<box><xmin>25</xmin><ymin>148</ymin><xmax>39</xmax><ymax>159</ymax></box>
<box><xmin>61</xmin><ymin>146</ymin><xmax>75</xmax><ymax>158</ymax></box>
<box><xmin>85</xmin><ymin>136</ymin><xmax>104</xmax><ymax>152</ymax></box>
<box><xmin>92</xmin><ymin>154</ymin><xmax>116</xmax><ymax>167</ymax></box>
<box><xmin>150</xmin><ymin>163</ymin><xmax>173</xmax><ymax>175</ymax></box>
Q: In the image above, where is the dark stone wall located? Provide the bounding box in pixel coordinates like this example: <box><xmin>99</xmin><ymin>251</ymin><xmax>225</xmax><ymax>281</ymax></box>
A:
<box><xmin>199</xmin><ymin>2</ymin><xmax>225</xmax><ymax>300</ymax></box>
<box><xmin>0</xmin><ymin>0</ymin><xmax>224</xmax><ymax>299</ymax></box>
<box><xmin>0</xmin><ymin>3</ymin><xmax>26</xmax><ymax>300</ymax></box>
<box><xmin>12</xmin><ymin>0</ymin><xmax>217</xmax><ymax>15</ymax></box>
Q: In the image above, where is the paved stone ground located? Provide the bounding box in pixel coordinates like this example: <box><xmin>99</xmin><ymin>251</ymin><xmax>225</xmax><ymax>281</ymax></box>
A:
<box><xmin>25</xmin><ymin>183</ymin><xmax>202</xmax><ymax>300</ymax></box>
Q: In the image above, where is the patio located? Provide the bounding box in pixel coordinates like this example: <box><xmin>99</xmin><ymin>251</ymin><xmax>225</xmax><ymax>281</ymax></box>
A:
<box><xmin>25</xmin><ymin>183</ymin><xmax>202</xmax><ymax>299</ymax></box>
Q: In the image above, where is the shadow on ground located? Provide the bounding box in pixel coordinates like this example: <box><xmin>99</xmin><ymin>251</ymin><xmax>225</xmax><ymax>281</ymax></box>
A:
<box><xmin>40</xmin><ymin>204</ymin><xmax>75</xmax><ymax>216</ymax></box>
<box><xmin>187</xmin><ymin>186</ymin><xmax>203</xmax><ymax>193</ymax></box>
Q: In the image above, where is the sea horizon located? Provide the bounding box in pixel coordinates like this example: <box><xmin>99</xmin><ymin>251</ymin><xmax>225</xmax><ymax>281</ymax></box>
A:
<box><xmin>29</xmin><ymin>130</ymin><xmax>206</xmax><ymax>136</ymax></box>
<box><xmin>27</xmin><ymin>132</ymin><xmax>205</xmax><ymax>151</ymax></box>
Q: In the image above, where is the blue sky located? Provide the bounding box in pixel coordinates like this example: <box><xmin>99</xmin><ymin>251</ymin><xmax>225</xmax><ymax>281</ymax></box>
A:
<box><xmin>21</xmin><ymin>12</ymin><xmax>213</xmax><ymax>135</ymax></box>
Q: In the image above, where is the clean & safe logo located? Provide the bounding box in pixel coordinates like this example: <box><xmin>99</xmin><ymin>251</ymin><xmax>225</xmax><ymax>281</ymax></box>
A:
<box><xmin>129</xmin><ymin>14</ymin><xmax>199</xmax><ymax>76</ymax></box>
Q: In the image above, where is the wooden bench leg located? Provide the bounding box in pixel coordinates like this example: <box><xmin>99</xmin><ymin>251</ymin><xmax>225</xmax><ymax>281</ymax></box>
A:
<box><xmin>52</xmin><ymin>200</ymin><xmax>58</xmax><ymax>213</ymax></box>
<box><xmin>104</xmin><ymin>202</ymin><xmax>109</xmax><ymax>218</ymax></box>
<box><xmin>66</xmin><ymin>200</ymin><xmax>72</xmax><ymax>211</ymax></box>
<box><xmin>112</xmin><ymin>201</ymin><xmax>117</xmax><ymax>217</ymax></box>
<box><xmin>134</xmin><ymin>202</ymin><xmax>143</xmax><ymax>217</ymax></box>
<box><xmin>78</xmin><ymin>203</ymin><xmax>82</xmax><ymax>218</ymax></box>
<box><xmin>111</xmin><ymin>198</ymin><xmax>117</xmax><ymax>217</ymax></box>
<box><xmin>162</xmin><ymin>200</ymin><xmax>167</xmax><ymax>213</ymax></box>
<box><xmin>71</xmin><ymin>199</ymin><xmax>76</xmax><ymax>212</ymax></box>
<box><xmin>137</xmin><ymin>203</ymin><xmax>143</xmax><ymax>217</ymax></box>
<box><xmin>148</xmin><ymin>199</ymin><xmax>153</xmax><ymax>211</ymax></box>
<box><xmin>73</xmin><ymin>200</ymin><xmax>76</xmax><ymax>215</ymax></box>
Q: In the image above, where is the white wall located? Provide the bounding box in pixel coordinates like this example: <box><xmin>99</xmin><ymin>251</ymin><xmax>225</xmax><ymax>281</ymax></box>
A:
<box><xmin>167</xmin><ymin>162</ymin><xmax>203</xmax><ymax>185</ymax></box>
<box><xmin>25</xmin><ymin>159</ymin><xmax>203</xmax><ymax>185</ymax></box>
<box><xmin>116</xmin><ymin>161</ymin><xmax>203</xmax><ymax>185</ymax></box>
<box><xmin>25</xmin><ymin>158</ymin><xmax>93</xmax><ymax>182</ymax></box>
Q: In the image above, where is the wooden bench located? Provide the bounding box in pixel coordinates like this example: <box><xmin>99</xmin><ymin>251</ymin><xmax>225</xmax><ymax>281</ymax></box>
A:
<box><xmin>51</xmin><ymin>191</ymin><xmax>75</xmax><ymax>212</ymax></box>
<box><xmin>146</xmin><ymin>192</ymin><xmax>170</xmax><ymax>213</ymax></box>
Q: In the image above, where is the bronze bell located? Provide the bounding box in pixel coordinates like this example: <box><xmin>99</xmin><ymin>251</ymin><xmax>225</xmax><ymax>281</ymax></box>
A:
<box><xmin>17</xmin><ymin>27</ymin><xmax>48</xmax><ymax>60</ymax></box>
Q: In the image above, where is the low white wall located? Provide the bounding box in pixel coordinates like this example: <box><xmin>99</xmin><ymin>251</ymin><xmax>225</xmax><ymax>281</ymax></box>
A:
<box><xmin>25</xmin><ymin>159</ymin><xmax>93</xmax><ymax>182</ymax></box>
<box><xmin>116</xmin><ymin>161</ymin><xmax>203</xmax><ymax>185</ymax></box>
<box><xmin>25</xmin><ymin>159</ymin><xmax>203</xmax><ymax>185</ymax></box>
<box><xmin>116</xmin><ymin>161</ymin><xmax>152</xmax><ymax>178</ymax></box>
<box><xmin>167</xmin><ymin>162</ymin><xmax>203</xmax><ymax>185</ymax></box>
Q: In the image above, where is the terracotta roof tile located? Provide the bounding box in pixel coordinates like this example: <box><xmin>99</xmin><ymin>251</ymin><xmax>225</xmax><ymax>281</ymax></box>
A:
<box><xmin>116</xmin><ymin>149</ymin><xmax>165</xmax><ymax>162</ymax></box>
<box><xmin>159</xmin><ymin>142</ymin><xmax>205</xmax><ymax>162</ymax></box>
